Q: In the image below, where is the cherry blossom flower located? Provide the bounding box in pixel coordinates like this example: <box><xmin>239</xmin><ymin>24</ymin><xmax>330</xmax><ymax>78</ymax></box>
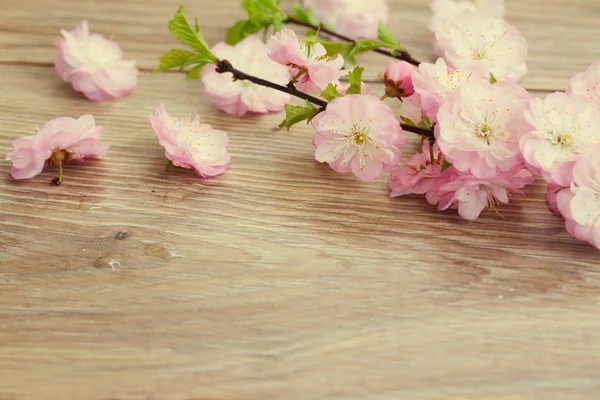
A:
<box><xmin>520</xmin><ymin>92</ymin><xmax>600</xmax><ymax>186</ymax></box>
<box><xmin>435</xmin><ymin>79</ymin><xmax>531</xmax><ymax>179</ymax></box>
<box><xmin>54</xmin><ymin>20</ymin><xmax>138</xmax><ymax>101</ymax></box>
<box><xmin>147</xmin><ymin>104</ymin><xmax>231</xmax><ymax>178</ymax></box>
<box><xmin>312</xmin><ymin>94</ymin><xmax>407</xmax><ymax>182</ymax></box>
<box><xmin>567</xmin><ymin>61</ymin><xmax>600</xmax><ymax>109</ymax></box>
<box><xmin>303</xmin><ymin>0</ymin><xmax>389</xmax><ymax>39</ymax></box>
<box><xmin>267</xmin><ymin>29</ymin><xmax>345</xmax><ymax>93</ymax></box>
<box><xmin>434</xmin><ymin>12</ymin><xmax>528</xmax><ymax>82</ymax></box>
<box><xmin>411</xmin><ymin>58</ymin><xmax>485</xmax><ymax>122</ymax></box>
<box><xmin>556</xmin><ymin>154</ymin><xmax>600</xmax><ymax>249</ymax></box>
<box><xmin>430</xmin><ymin>0</ymin><xmax>505</xmax><ymax>31</ymax></box>
<box><xmin>437</xmin><ymin>168</ymin><xmax>534</xmax><ymax>220</ymax></box>
<box><xmin>6</xmin><ymin>115</ymin><xmax>108</xmax><ymax>184</ymax></box>
<box><xmin>383</xmin><ymin>60</ymin><xmax>416</xmax><ymax>100</ymax></box>
<box><xmin>202</xmin><ymin>35</ymin><xmax>290</xmax><ymax>116</ymax></box>
<box><xmin>389</xmin><ymin>141</ymin><xmax>444</xmax><ymax>204</ymax></box>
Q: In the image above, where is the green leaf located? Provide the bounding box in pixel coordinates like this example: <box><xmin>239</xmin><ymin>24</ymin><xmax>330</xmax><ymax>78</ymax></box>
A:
<box><xmin>441</xmin><ymin>160</ymin><xmax>453</xmax><ymax>172</ymax></box>
<box><xmin>321</xmin><ymin>83</ymin><xmax>342</xmax><ymax>101</ymax></box>
<box><xmin>418</xmin><ymin>117</ymin><xmax>433</xmax><ymax>130</ymax></box>
<box><xmin>317</xmin><ymin>39</ymin><xmax>350</xmax><ymax>58</ymax></box>
<box><xmin>346</xmin><ymin>66</ymin><xmax>364</xmax><ymax>95</ymax></box>
<box><xmin>186</xmin><ymin>63</ymin><xmax>207</xmax><ymax>80</ymax></box>
<box><xmin>378</xmin><ymin>22</ymin><xmax>401</xmax><ymax>51</ymax></box>
<box><xmin>168</xmin><ymin>6</ymin><xmax>217</xmax><ymax>63</ymax></box>
<box><xmin>292</xmin><ymin>3</ymin><xmax>320</xmax><ymax>26</ymax></box>
<box><xmin>400</xmin><ymin>116</ymin><xmax>416</xmax><ymax>127</ymax></box>
<box><xmin>154</xmin><ymin>49</ymin><xmax>196</xmax><ymax>72</ymax></box>
<box><xmin>489</xmin><ymin>73</ymin><xmax>498</xmax><ymax>84</ymax></box>
<box><xmin>226</xmin><ymin>19</ymin><xmax>262</xmax><ymax>45</ymax></box>
<box><xmin>242</xmin><ymin>0</ymin><xmax>286</xmax><ymax>30</ymax></box>
<box><xmin>278</xmin><ymin>102</ymin><xmax>320</xmax><ymax>130</ymax></box>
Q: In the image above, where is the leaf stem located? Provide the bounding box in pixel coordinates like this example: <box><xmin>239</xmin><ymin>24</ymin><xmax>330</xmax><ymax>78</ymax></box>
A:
<box><xmin>215</xmin><ymin>59</ymin><xmax>433</xmax><ymax>139</ymax></box>
<box><xmin>284</xmin><ymin>17</ymin><xmax>421</xmax><ymax>66</ymax></box>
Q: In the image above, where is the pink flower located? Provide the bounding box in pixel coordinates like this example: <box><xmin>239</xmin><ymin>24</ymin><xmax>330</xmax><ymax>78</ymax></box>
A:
<box><xmin>312</xmin><ymin>94</ymin><xmax>407</xmax><ymax>182</ymax></box>
<box><xmin>383</xmin><ymin>60</ymin><xmax>416</xmax><ymax>100</ymax></box>
<box><xmin>435</xmin><ymin>79</ymin><xmax>531</xmax><ymax>179</ymax></box>
<box><xmin>437</xmin><ymin>168</ymin><xmax>534</xmax><ymax>220</ymax></box>
<box><xmin>202</xmin><ymin>35</ymin><xmax>290</xmax><ymax>116</ymax></box>
<box><xmin>412</xmin><ymin>58</ymin><xmax>484</xmax><ymax>122</ymax></box>
<box><xmin>546</xmin><ymin>184</ymin><xmax>565</xmax><ymax>214</ymax></box>
<box><xmin>147</xmin><ymin>104</ymin><xmax>231</xmax><ymax>178</ymax></box>
<box><xmin>430</xmin><ymin>0</ymin><xmax>505</xmax><ymax>31</ymax></box>
<box><xmin>567</xmin><ymin>61</ymin><xmax>600</xmax><ymax>109</ymax></box>
<box><xmin>389</xmin><ymin>141</ymin><xmax>444</xmax><ymax>204</ymax></box>
<box><xmin>6</xmin><ymin>115</ymin><xmax>108</xmax><ymax>184</ymax></box>
<box><xmin>434</xmin><ymin>12</ymin><xmax>528</xmax><ymax>82</ymax></box>
<box><xmin>520</xmin><ymin>92</ymin><xmax>600</xmax><ymax>186</ymax></box>
<box><xmin>303</xmin><ymin>0</ymin><xmax>388</xmax><ymax>39</ymax></box>
<box><xmin>267</xmin><ymin>29</ymin><xmax>345</xmax><ymax>93</ymax></box>
<box><xmin>556</xmin><ymin>154</ymin><xmax>600</xmax><ymax>249</ymax></box>
<box><xmin>54</xmin><ymin>20</ymin><xmax>138</xmax><ymax>101</ymax></box>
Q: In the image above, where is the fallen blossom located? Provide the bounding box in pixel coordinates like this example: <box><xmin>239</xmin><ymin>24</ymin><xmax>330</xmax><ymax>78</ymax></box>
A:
<box><xmin>147</xmin><ymin>104</ymin><xmax>231</xmax><ymax>178</ymax></box>
<box><xmin>267</xmin><ymin>29</ymin><xmax>345</xmax><ymax>93</ymax></box>
<box><xmin>202</xmin><ymin>35</ymin><xmax>291</xmax><ymax>116</ymax></box>
<box><xmin>54</xmin><ymin>20</ymin><xmax>138</xmax><ymax>101</ymax></box>
<box><xmin>303</xmin><ymin>0</ymin><xmax>389</xmax><ymax>39</ymax></box>
<box><xmin>546</xmin><ymin>184</ymin><xmax>565</xmax><ymax>214</ymax></box>
<box><xmin>435</xmin><ymin>79</ymin><xmax>531</xmax><ymax>179</ymax></box>
<box><xmin>434</xmin><ymin>12</ymin><xmax>528</xmax><ymax>82</ymax></box>
<box><xmin>6</xmin><ymin>115</ymin><xmax>108</xmax><ymax>184</ymax></box>
<box><xmin>312</xmin><ymin>94</ymin><xmax>407</xmax><ymax>182</ymax></box>
<box><xmin>520</xmin><ymin>92</ymin><xmax>600</xmax><ymax>186</ymax></box>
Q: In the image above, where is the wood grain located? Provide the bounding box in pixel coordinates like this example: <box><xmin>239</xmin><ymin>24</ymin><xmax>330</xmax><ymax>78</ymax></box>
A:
<box><xmin>1</xmin><ymin>0</ymin><xmax>600</xmax><ymax>399</ymax></box>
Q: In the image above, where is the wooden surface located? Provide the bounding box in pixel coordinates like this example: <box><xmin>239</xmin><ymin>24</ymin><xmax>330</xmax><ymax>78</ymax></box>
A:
<box><xmin>1</xmin><ymin>1</ymin><xmax>600</xmax><ymax>399</ymax></box>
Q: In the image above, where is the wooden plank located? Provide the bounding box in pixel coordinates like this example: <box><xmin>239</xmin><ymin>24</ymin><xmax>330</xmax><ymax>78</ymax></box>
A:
<box><xmin>1</xmin><ymin>0</ymin><xmax>599</xmax><ymax>90</ymax></box>
<box><xmin>1</xmin><ymin>64</ymin><xmax>600</xmax><ymax>399</ymax></box>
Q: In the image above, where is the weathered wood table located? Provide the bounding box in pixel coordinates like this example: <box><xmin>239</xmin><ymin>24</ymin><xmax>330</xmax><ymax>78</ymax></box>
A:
<box><xmin>1</xmin><ymin>0</ymin><xmax>600</xmax><ymax>398</ymax></box>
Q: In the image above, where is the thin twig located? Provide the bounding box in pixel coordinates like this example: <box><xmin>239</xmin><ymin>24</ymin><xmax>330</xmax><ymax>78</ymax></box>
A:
<box><xmin>215</xmin><ymin>59</ymin><xmax>434</xmax><ymax>139</ymax></box>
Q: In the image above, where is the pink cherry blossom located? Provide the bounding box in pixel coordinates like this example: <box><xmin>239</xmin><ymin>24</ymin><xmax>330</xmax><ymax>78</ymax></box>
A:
<box><xmin>434</xmin><ymin>12</ymin><xmax>528</xmax><ymax>82</ymax></box>
<box><xmin>303</xmin><ymin>0</ymin><xmax>388</xmax><ymax>39</ymax></box>
<box><xmin>556</xmin><ymin>154</ymin><xmax>600</xmax><ymax>249</ymax></box>
<box><xmin>6</xmin><ymin>115</ymin><xmax>108</xmax><ymax>184</ymax></box>
<box><xmin>412</xmin><ymin>58</ymin><xmax>485</xmax><ymax>122</ymax></box>
<box><xmin>267</xmin><ymin>29</ymin><xmax>345</xmax><ymax>93</ymax></box>
<box><xmin>202</xmin><ymin>35</ymin><xmax>290</xmax><ymax>116</ymax></box>
<box><xmin>435</xmin><ymin>79</ymin><xmax>531</xmax><ymax>179</ymax></box>
<box><xmin>383</xmin><ymin>60</ymin><xmax>416</xmax><ymax>100</ymax></box>
<box><xmin>430</xmin><ymin>0</ymin><xmax>505</xmax><ymax>31</ymax></box>
<box><xmin>567</xmin><ymin>61</ymin><xmax>600</xmax><ymax>109</ymax></box>
<box><xmin>54</xmin><ymin>20</ymin><xmax>138</xmax><ymax>102</ymax></box>
<box><xmin>437</xmin><ymin>168</ymin><xmax>534</xmax><ymax>221</ymax></box>
<box><xmin>312</xmin><ymin>94</ymin><xmax>407</xmax><ymax>182</ymax></box>
<box><xmin>389</xmin><ymin>141</ymin><xmax>444</xmax><ymax>204</ymax></box>
<box><xmin>520</xmin><ymin>92</ymin><xmax>600</xmax><ymax>186</ymax></box>
<box><xmin>147</xmin><ymin>104</ymin><xmax>231</xmax><ymax>178</ymax></box>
